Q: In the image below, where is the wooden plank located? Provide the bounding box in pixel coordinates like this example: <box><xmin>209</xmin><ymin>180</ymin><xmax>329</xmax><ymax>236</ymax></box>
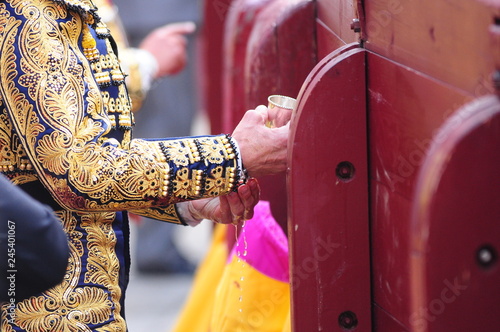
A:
<box><xmin>221</xmin><ymin>0</ymin><xmax>274</xmax><ymax>133</ymax></box>
<box><xmin>200</xmin><ymin>0</ymin><xmax>233</xmax><ymax>135</ymax></box>
<box><xmin>363</xmin><ymin>0</ymin><xmax>500</xmax><ymax>95</ymax></box>
<box><xmin>223</xmin><ymin>0</ymin><xmax>316</xmax><ymax>230</ymax></box>
<box><xmin>367</xmin><ymin>53</ymin><xmax>474</xmax><ymax>197</ymax></box>
<box><xmin>316</xmin><ymin>0</ymin><xmax>360</xmax><ymax>46</ymax></box>
<box><xmin>366</xmin><ymin>51</ymin><xmax>473</xmax><ymax>329</ymax></box>
<box><xmin>316</xmin><ymin>19</ymin><xmax>350</xmax><ymax>60</ymax></box>
<box><xmin>288</xmin><ymin>48</ymin><xmax>371</xmax><ymax>332</ymax></box>
<box><xmin>245</xmin><ymin>0</ymin><xmax>317</xmax><ymax>109</ymax></box>
<box><xmin>410</xmin><ymin>96</ymin><xmax>500</xmax><ymax>332</ymax></box>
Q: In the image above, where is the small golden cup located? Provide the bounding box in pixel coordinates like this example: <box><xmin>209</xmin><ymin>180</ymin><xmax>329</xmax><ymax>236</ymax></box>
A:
<box><xmin>266</xmin><ymin>95</ymin><xmax>297</xmax><ymax>128</ymax></box>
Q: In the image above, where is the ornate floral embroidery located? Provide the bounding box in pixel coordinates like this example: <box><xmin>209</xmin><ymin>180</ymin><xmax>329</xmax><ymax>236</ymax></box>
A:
<box><xmin>198</xmin><ymin>136</ymin><xmax>236</xmax><ymax>164</ymax></box>
<box><xmin>173</xmin><ymin>167</ymin><xmax>202</xmax><ymax>199</ymax></box>
<box><xmin>11</xmin><ymin>211</ymin><xmax>127</xmax><ymax>332</ymax></box>
<box><xmin>0</xmin><ymin>308</ymin><xmax>14</xmax><ymax>332</ymax></box>
<box><xmin>81</xmin><ymin>212</ymin><xmax>126</xmax><ymax>331</ymax></box>
<box><xmin>159</xmin><ymin>139</ymin><xmax>200</xmax><ymax>167</ymax></box>
<box><xmin>12</xmin><ymin>211</ymin><xmax>125</xmax><ymax>332</ymax></box>
<box><xmin>204</xmin><ymin>165</ymin><xmax>237</xmax><ymax>196</ymax></box>
<box><xmin>0</xmin><ymin>0</ymin><xmax>240</xmax><ymax>206</ymax></box>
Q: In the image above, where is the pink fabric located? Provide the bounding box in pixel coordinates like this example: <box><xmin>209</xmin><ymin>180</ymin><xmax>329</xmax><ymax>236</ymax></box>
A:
<box><xmin>229</xmin><ymin>201</ymin><xmax>289</xmax><ymax>283</ymax></box>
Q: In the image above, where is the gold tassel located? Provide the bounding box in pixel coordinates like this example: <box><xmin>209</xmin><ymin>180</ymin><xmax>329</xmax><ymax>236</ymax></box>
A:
<box><xmin>82</xmin><ymin>24</ymin><xmax>100</xmax><ymax>62</ymax></box>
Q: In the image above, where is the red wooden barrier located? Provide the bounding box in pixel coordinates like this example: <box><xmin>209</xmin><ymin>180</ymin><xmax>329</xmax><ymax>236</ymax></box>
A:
<box><xmin>363</xmin><ymin>0</ymin><xmax>498</xmax><ymax>95</ymax></box>
<box><xmin>287</xmin><ymin>0</ymin><xmax>500</xmax><ymax>330</ymax></box>
<box><xmin>362</xmin><ymin>1</ymin><xmax>500</xmax><ymax>330</ymax></box>
<box><xmin>366</xmin><ymin>51</ymin><xmax>473</xmax><ymax>330</ymax></box>
<box><xmin>221</xmin><ymin>0</ymin><xmax>274</xmax><ymax>133</ymax></box>
<box><xmin>410</xmin><ymin>96</ymin><xmax>500</xmax><ymax>332</ymax></box>
<box><xmin>200</xmin><ymin>0</ymin><xmax>500</xmax><ymax>331</ymax></box>
<box><xmin>199</xmin><ymin>0</ymin><xmax>233</xmax><ymax>135</ymax></box>
<box><xmin>288</xmin><ymin>45</ymin><xmax>372</xmax><ymax>331</ymax></box>
<box><xmin>222</xmin><ymin>0</ymin><xmax>316</xmax><ymax>237</ymax></box>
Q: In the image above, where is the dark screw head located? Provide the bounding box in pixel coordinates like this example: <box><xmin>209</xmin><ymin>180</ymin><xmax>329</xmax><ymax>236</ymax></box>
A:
<box><xmin>338</xmin><ymin>311</ymin><xmax>358</xmax><ymax>330</ymax></box>
<box><xmin>336</xmin><ymin>161</ymin><xmax>356</xmax><ymax>182</ymax></box>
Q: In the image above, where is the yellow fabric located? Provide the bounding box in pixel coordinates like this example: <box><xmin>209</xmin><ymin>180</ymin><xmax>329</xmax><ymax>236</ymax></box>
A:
<box><xmin>171</xmin><ymin>224</ymin><xmax>228</xmax><ymax>332</ymax></box>
<box><xmin>281</xmin><ymin>311</ymin><xmax>291</xmax><ymax>332</ymax></box>
<box><xmin>171</xmin><ymin>225</ymin><xmax>291</xmax><ymax>332</ymax></box>
<box><xmin>210</xmin><ymin>255</ymin><xmax>290</xmax><ymax>332</ymax></box>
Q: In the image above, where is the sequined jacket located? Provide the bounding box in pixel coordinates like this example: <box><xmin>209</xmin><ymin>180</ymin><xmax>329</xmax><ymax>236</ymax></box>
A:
<box><xmin>0</xmin><ymin>0</ymin><xmax>242</xmax><ymax>330</ymax></box>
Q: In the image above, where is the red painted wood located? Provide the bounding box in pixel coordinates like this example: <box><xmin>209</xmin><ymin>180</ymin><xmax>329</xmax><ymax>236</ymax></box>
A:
<box><xmin>316</xmin><ymin>0</ymin><xmax>359</xmax><ymax>46</ymax></box>
<box><xmin>222</xmin><ymin>0</ymin><xmax>316</xmax><ymax>131</ymax></box>
<box><xmin>243</xmin><ymin>0</ymin><xmax>317</xmax><ymax>229</ymax></box>
<box><xmin>221</xmin><ymin>0</ymin><xmax>274</xmax><ymax>133</ymax></box>
<box><xmin>410</xmin><ymin>95</ymin><xmax>500</xmax><ymax>332</ymax></box>
<box><xmin>245</xmin><ymin>0</ymin><xmax>317</xmax><ymax>109</ymax></box>
<box><xmin>362</xmin><ymin>0</ymin><xmax>499</xmax><ymax>96</ymax></box>
<box><xmin>202</xmin><ymin>1</ymin><xmax>500</xmax><ymax>331</ymax></box>
<box><xmin>199</xmin><ymin>0</ymin><xmax>233</xmax><ymax>135</ymax></box>
<box><xmin>373</xmin><ymin>304</ymin><xmax>410</xmax><ymax>332</ymax></box>
<box><xmin>220</xmin><ymin>0</ymin><xmax>276</xmax><ymax>251</ymax></box>
<box><xmin>367</xmin><ymin>51</ymin><xmax>474</xmax><ymax>329</ymax></box>
<box><xmin>288</xmin><ymin>48</ymin><xmax>371</xmax><ymax>331</ymax></box>
<box><xmin>222</xmin><ymin>0</ymin><xmax>316</xmax><ymax>237</ymax></box>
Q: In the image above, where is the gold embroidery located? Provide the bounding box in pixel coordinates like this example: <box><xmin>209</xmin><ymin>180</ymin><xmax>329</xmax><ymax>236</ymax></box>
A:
<box><xmin>116</xmin><ymin>84</ymin><xmax>132</xmax><ymax>130</ymax></box>
<box><xmin>160</xmin><ymin>140</ymin><xmax>199</xmax><ymax>167</ymax></box>
<box><xmin>9</xmin><ymin>211</ymin><xmax>127</xmax><ymax>331</ymax></box>
<box><xmin>198</xmin><ymin>136</ymin><xmax>236</xmax><ymax>164</ymax></box>
<box><xmin>204</xmin><ymin>165</ymin><xmax>236</xmax><ymax>196</ymax></box>
<box><xmin>0</xmin><ymin>308</ymin><xmax>15</xmax><ymax>332</ymax></box>
<box><xmin>12</xmin><ymin>211</ymin><xmax>126</xmax><ymax>331</ymax></box>
<box><xmin>173</xmin><ymin>167</ymin><xmax>197</xmax><ymax>199</ymax></box>
<box><xmin>89</xmin><ymin>42</ymin><xmax>132</xmax><ymax>131</ymax></box>
<box><xmin>82</xmin><ymin>24</ymin><xmax>100</xmax><ymax>62</ymax></box>
<box><xmin>0</xmin><ymin>107</ymin><xmax>35</xmax><ymax>174</ymax></box>
<box><xmin>100</xmin><ymin>91</ymin><xmax>116</xmax><ymax>127</ymax></box>
<box><xmin>81</xmin><ymin>212</ymin><xmax>126</xmax><ymax>331</ymax></box>
<box><xmin>1</xmin><ymin>1</ymin><xmax>238</xmax><ymax>207</ymax></box>
<box><xmin>52</xmin><ymin>0</ymin><xmax>95</xmax><ymax>14</ymax></box>
<box><xmin>0</xmin><ymin>2</ymin><xmax>37</xmax><ymax>178</ymax></box>
<box><xmin>0</xmin><ymin>2</ymin><xmax>157</xmax><ymax>208</ymax></box>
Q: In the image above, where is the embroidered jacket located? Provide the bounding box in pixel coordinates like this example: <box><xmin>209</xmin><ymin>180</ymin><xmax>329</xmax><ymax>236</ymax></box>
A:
<box><xmin>0</xmin><ymin>0</ymin><xmax>242</xmax><ymax>330</ymax></box>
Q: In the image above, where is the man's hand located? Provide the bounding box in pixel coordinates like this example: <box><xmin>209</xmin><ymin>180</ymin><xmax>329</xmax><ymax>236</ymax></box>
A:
<box><xmin>232</xmin><ymin>105</ymin><xmax>291</xmax><ymax>178</ymax></box>
<box><xmin>139</xmin><ymin>22</ymin><xmax>196</xmax><ymax>78</ymax></box>
<box><xmin>185</xmin><ymin>178</ymin><xmax>260</xmax><ymax>224</ymax></box>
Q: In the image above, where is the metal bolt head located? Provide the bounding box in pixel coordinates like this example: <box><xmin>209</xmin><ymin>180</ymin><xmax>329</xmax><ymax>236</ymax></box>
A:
<box><xmin>351</xmin><ymin>19</ymin><xmax>361</xmax><ymax>33</ymax></box>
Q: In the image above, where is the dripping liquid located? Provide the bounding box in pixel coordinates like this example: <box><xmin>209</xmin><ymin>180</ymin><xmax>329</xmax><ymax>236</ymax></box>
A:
<box><xmin>235</xmin><ymin>220</ymin><xmax>248</xmax><ymax>324</ymax></box>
